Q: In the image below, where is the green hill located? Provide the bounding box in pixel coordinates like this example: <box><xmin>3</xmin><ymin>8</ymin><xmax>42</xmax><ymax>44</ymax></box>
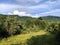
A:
<box><xmin>3</xmin><ymin>15</ymin><xmax>60</xmax><ymax>22</ymax></box>
<box><xmin>41</xmin><ymin>16</ymin><xmax>60</xmax><ymax>22</ymax></box>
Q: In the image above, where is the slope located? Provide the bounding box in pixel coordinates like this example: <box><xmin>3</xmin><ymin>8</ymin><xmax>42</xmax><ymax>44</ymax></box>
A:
<box><xmin>0</xmin><ymin>30</ymin><xmax>47</xmax><ymax>45</ymax></box>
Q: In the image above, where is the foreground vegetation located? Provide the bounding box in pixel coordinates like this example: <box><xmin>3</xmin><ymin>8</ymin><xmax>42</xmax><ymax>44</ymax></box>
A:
<box><xmin>0</xmin><ymin>14</ymin><xmax>60</xmax><ymax>45</ymax></box>
<box><xmin>0</xmin><ymin>31</ymin><xmax>46</xmax><ymax>45</ymax></box>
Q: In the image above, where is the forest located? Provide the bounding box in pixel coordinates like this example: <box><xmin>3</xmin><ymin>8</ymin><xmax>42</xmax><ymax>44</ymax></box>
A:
<box><xmin>0</xmin><ymin>14</ymin><xmax>60</xmax><ymax>45</ymax></box>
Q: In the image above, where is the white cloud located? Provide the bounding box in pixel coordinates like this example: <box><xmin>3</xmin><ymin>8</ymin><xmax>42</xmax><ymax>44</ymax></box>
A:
<box><xmin>0</xmin><ymin>3</ymin><xmax>26</xmax><ymax>13</ymax></box>
<box><xmin>6</xmin><ymin>8</ymin><xmax>60</xmax><ymax>18</ymax></box>
<box><xmin>33</xmin><ymin>0</ymin><xmax>41</xmax><ymax>3</ymax></box>
<box><xmin>0</xmin><ymin>0</ymin><xmax>58</xmax><ymax>14</ymax></box>
<box><xmin>16</xmin><ymin>0</ymin><xmax>41</xmax><ymax>3</ymax></box>
<box><xmin>28</xmin><ymin>1</ymin><xmax>56</xmax><ymax>9</ymax></box>
<box><xmin>8</xmin><ymin>12</ymin><xmax>12</xmax><ymax>15</ymax></box>
<box><xmin>8</xmin><ymin>10</ymin><xmax>31</xmax><ymax>16</ymax></box>
<box><xmin>39</xmin><ymin>9</ymin><xmax>60</xmax><ymax>16</ymax></box>
<box><xmin>0</xmin><ymin>1</ymin><xmax>55</xmax><ymax>15</ymax></box>
<box><xmin>0</xmin><ymin>4</ymin><xmax>18</xmax><ymax>10</ymax></box>
<box><xmin>28</xmin><ymin>4</ymin><xmax>48</xmax><ymax>9</ymax></box>
<box><xmin>8</xmin><ymin>10</ymin><xmax>40</xmax><ymax>18</ymax></box>
<box><xmin>0</xmin><ymin>0</ymin><xmax>60</xmax><ymax>17</ymax></box>
<box><xmin>31</xmin><ymin>14</ymin><xmax>40</xmax><ymax>18</ymax></box>
<box><xmin>13</xmin><ymin>10</ymin><xmax>31</xmax><ymax>16</ymax></box>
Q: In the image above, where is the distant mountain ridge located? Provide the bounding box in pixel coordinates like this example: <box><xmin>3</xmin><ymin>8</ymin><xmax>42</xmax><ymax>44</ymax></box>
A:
<box><xmin>1</xmin><ymin>14</ymin><xmax>60</xmax><ymax>22</ymax></box>
<box><xmin>41</xmin><ymin>16</ymin><xmax>60</xmax><ymax>22</ymax></box>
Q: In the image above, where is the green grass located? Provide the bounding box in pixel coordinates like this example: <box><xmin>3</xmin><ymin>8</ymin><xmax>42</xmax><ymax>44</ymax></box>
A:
<box><xmin>0</xmin><ymin>30</ymin><xmax>47</xmax><ymax>45</ymax></box>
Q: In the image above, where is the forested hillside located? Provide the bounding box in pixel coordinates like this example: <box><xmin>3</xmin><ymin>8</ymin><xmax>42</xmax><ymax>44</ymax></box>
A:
<box><xmin>39</xmin><ymin>16</ymin><xmax>60</xmax><ymax>22</ymax></box>
<box><xmin>0</xmin><ymin>14</ymin><xmax>60</xmax><ymax>45</ymax></box>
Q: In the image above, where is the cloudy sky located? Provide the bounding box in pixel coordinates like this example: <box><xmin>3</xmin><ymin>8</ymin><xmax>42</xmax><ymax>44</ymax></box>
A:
<box><xmin>0</xmin><ymin>0</ymin><xmax>60</xmax><ymax>17</ymax></box>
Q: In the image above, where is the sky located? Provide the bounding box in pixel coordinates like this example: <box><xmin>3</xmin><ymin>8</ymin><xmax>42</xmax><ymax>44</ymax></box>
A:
<box><xmin>0</xmin><ymin>0</ymin><xmax>60</xmax><ymax>17</ymax></box>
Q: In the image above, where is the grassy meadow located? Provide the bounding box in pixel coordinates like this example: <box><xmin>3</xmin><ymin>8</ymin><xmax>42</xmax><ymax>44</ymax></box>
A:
<box><xmin>0</xmin><ymin>31</ymin><xmax>47</xmax><ymax>45</ymax></box>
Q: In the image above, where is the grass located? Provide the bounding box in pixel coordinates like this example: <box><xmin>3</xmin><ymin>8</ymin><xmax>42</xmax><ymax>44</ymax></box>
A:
<box><xmin>0</xmin><ymin>30</ymin><xmax>47</xmax><ymax>45</ymax></box>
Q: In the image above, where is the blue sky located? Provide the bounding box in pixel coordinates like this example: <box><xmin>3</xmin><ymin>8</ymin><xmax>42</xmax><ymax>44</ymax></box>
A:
<box><xmin>0</xmin><ymin>0</ymin><xmax>60</xmax><ymax>17</ymax></box>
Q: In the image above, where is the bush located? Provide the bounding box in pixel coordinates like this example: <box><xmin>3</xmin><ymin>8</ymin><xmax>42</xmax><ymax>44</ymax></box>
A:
<box><xmin>46</xmin><ymin>23</ymin><xmax>59</xmax><ymax>34</ymax></box>
<box><xmin>46</xmin><ymin>23</ymin><xmax>60</xmax><ymax>45</ymax></box>
<box><xmin>27</xmin><ymin>35</ymin><xmax>55</xmax><ymax>45</ymax></box>
<box><xmin>34</xmin><ymin>19</ymin><xmax>47</xmax><ymax>30</ymax></box>
<box><xmin>0</xmin><ymin>15</ymin><xmax>23</xmax><ymax>37</ymax></box>
<box><xmin>0</xmin><ymin>29</ymin><xmax>9</xmax><ymax>38</ymax></box>
<box><xmin>55</xmin><ymin>31</ymin><xmax>60</xmax><ymax>45</ymax></box>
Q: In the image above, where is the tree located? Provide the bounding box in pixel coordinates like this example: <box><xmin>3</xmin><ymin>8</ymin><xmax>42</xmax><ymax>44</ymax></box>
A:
<box><xmin>0</xmin><ymin>14</ymin><xmax>9</xmax><ymax>37</ymax></box>
<box><xmin>46</xmin><ymin>23</ymin><xmax>60</xmax><ymax>45</ymax></box>
<box><xmin>46</xmin><ymin>23</ymin><xmax>58</xmax><ymax>34</ymax></box>
<box><xmin>4</xmin><ymin>15</ymin><xmax>23</xmax><ymax>36</ymax></box>
<box><xmin>38</xmin><ymin>17</ymin><xmax>43</xmax><ymax>20</ymax></box>
<box><xmin>0</xmin><ymin>15</ymin><xmax>23</xmax><ymax>37</ymax></box>
<box><xmin>34</xmin><ymin>19</ymin><xmax>47</xmax><ymax>30</ymax></box>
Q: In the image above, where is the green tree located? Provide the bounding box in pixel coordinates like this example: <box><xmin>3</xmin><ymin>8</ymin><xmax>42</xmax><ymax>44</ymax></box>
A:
<box><xmin>34</xmin><ymin>19</ymin><xmax>47</xmax><ymax>30</ymax></box>
<box><xmin>4</xmin><ymin>15</ymin><xmax>23</xmax><ymax>36</ymax></box>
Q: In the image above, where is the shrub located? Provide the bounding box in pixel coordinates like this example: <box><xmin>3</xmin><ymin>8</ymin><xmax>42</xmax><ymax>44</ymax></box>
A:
<box><xmin>27</xmin><ymin>35</ymin><xmax>55</xmax><ymax>45</ymax></box>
